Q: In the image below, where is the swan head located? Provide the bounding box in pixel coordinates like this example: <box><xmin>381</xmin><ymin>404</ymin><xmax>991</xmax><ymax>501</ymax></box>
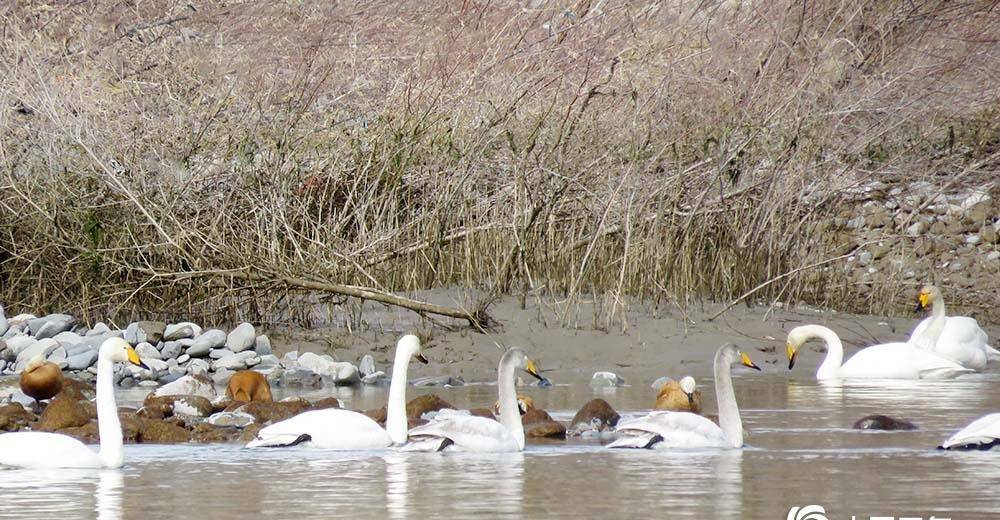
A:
<box><xmin>915</xmin><ymin>285</ymin><xmax>940</xmax><ymax>312</ymax></box>
<box><xmin>397</xmin><ymin>334</ymin><xmax>428</xmax><ymax>364</ymax></box>
<box><xmin>785</xmin><ymin>326</ymin><xmax>822</xmax><ymax>369</ymax></box>
<box><xmin>679</xmin><ymin>376</ymin><xmax>697</xmax><ymax>404</ymax></box>
<box><xmin>504</xmin><ymin>348</ymin><xmax>546</xmax><ymax>383</ymax></box>
<box><xmin>718</xmin><ymin>343</ymin><xmax>760</xmax><ymax>371</ymax></box>
<box><xmin>100</xmin><ymin>337</ymin><xmax>149</xmax><ymax>369</ymax></box>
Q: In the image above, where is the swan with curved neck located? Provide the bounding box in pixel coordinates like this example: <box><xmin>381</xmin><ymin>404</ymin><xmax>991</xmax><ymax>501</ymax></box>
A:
<box><xmin>246</xmin><ymin>334</ymin><xmax>427</xmax><ymax>448</ymax></box>
<box><xmin>0</xmin><ymin>337</ymin><xmax>147</xmax><ymax>468</ymax></box>
<box><xmin>910</xmin><ymin>285</ymin><xmax>995</xmax><ymax>370</ymax></box>
<box><xmin>609</xmin><ymin>344</ymin><xmax>759</xmax><ymax>449</ymax></box>
<box><xmin>403</xmin><ymin>348</ymin><xmax>545</xmax><ymax>452</ymax></box>
<box><xmin>786</xmin><ymin>324</ymin><xmax>972</xmax><ymax>380</ymax></box>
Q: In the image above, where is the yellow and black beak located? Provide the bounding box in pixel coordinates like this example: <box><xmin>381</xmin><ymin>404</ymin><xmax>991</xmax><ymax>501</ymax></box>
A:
<box><xmin>740</xmin><ymin>352</ymin><xmax>761</xmax><ymax>371</ymax></box>
<box><xmin>126</xmin><ymin>345</ymin><xmax>150</xmax><ymax>371</ymax></box>
<box><xmin>525</xmin><ymin>358</ymin><xmax>547</xmax><ymax>383</ymax></box>
<box><xmin>415</xmin><ymin>353</ymin><xmax>429</xmax><ymax>365</ymax></box>
<box><xmin>786</xmin><ymin>343</ymin><xmax>798</xmax><ymax>370</ymax></box>
<box><xmin>915</xmin><ymin>292</ymin><xmax>930</xmax><ymax>313</ymax></box>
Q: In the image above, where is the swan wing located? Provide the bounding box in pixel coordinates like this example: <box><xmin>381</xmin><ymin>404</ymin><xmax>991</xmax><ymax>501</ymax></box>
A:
<box><xmin>908</xmin><ymin>317</ymin><xmax>934</xmax><ymax>349</ymax></box>
<box><xmin>0</xmin><ymin>432</ymin><xmax>102</xmax><ymax>468</ymax></box>
<box><xmin>940</xmin><ymin>413</ymin><xmax>1000</xmax><ymax>450</ymax></box>
<box><xmin>610</xmin><ymin>411</ymin><xmax>726</xmax><ymax>448</ymax></box>
<box><xmin>246</xmin><ymin>409</ymin><xmax>391</xmax><ymax>449</ymax></box>
<box><xmin>839</xmin><ymin>342</ymin><xmax>973</xmax><ymax>379</ymax></box>
<box><xmin>404</xmin><ymin>415</ymin><xmax>519</xmax><ymax>452</ymax></box>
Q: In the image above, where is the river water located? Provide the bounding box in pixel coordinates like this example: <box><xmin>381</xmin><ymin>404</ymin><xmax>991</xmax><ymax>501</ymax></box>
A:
<box><xmin>2</xmin><ymin>373</ymin><xmax>999</xmax><ymax>519</ymax></box>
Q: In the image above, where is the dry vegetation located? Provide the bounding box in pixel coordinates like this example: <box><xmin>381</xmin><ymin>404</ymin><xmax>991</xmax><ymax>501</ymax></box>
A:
<box><xmin>0</xmin><ymin>0</ymin><xmax>997</xmax><ymax>328</ymax></box>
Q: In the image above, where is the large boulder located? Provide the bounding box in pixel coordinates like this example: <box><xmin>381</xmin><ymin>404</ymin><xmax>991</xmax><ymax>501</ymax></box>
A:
<box><xmin>406</xmin><ymin>394</ymin><xmax>454</xmax><ymax>419</ymax></box>
<box><xmin>186</xmin><ymin>329</ymin><xmax>226</xmax><ymax>357</ymax></box>
<box><xmin>522</xmin><ymin>408</ymin><xmax>567</xmax><ymax>439</ymax></box>
<box><xmin>0</xmin><ymin>403</ymin><xmax>36</xmax><ymax>432</ymax></box>
<box><xmin>226</xmin><ymin>323</ymin><xmax>256</xmax><ymax>353</ymax></box>
<box><xmin>38</xmin><ymin>389</ymin><xmax>96</xmax><ymax>431</ymax></box>
<box><xmin>232</xmin><ymin>399</ymin><xmax>311</xmax><ymax>425</ymax></box>
<box><xmin>29</xmin><ymin>314</ymin><xmax>76</xmax><ymax>339</ymax></box>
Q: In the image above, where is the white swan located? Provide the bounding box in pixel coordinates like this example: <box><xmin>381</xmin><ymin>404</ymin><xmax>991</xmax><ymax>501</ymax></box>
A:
<box><xmin>403</xmin><ymin>348</ymin><xmax>544</xmax><ymax>452</ymax></box>
<box><xmin>939</xmin><ymin>414</ymin><xmax>1000</xmax><ymax>450</ymax></box>
<box><xmin>246</xmin><ymin>334</ymin><xmax>427</xmax><ymax>449</ymax></box>
<box><xmin>910</xmin><ymin>285</ymin><xmax>996</xmax><ymax>370</ymax></box>
<box><xmin>786</xmin><ymin>324</ymin><xmax>972</xmax><ymax>380</ymax></box>
<box><xmin>607</xmin><ymin>344</ymin><xmax>760</xmax><ymax>449</ymax></box>
<box><xmin>0</xmin><ymin>338</ymin><xmax>147</xmax><ymax>468</ymax></box>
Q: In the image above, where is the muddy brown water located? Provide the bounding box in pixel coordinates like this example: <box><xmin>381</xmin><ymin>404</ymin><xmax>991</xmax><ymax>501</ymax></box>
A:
<box><xmin>4</xmin><ymin>370</ymin><xmax>1000</xmax><ymax>519</ymax></box>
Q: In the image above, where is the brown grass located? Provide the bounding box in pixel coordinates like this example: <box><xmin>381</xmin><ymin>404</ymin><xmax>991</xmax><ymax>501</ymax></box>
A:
<box><xmin>0</xmin><ymin>1</ymin><xmax>997</xmax><ymax>327</ymax></box>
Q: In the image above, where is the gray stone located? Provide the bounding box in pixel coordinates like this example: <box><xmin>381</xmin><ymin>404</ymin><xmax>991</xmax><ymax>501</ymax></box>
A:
<box><xmin>14</xmin><ymin>339</ymin><xmax>60</xmax><ymax>372</ymax></box>
<box><xmin>966</xmin><ymin>234</ymin><xmax>982</xmax><ymax>245</ymax></box>
<box><xmin>5</xmin><ymin>336</ymin><xmax>37</xmax><ymax>355</ymax></box>
<box><xmin>226</xmin><ymin>322</ymin><xmax>256</xmax><ymax>353</ymax></box>
<box><xmin>158</xmin><ymin>372</ymin><xmax>184</xmax><ymax>385</ymax></box>
<box><xmin>187</xmin><ymin>329</ymin><xmax>226</xmax><ymax>357</ymax></box>
<box><xmin>281</xmin><ymin>351</ymin><xmax>299</xmax><ymax>365</ymax></box>
<box><xmin>135</xmin><ymin>342</ymin><xmax>161</xmax><ymax>360</ymax></box>
<box><xmin>212</xmin><ymin>368</ymin><xmax>234</xmax><ymax>386</ymax></box>
<box><xmin>244</xmin><ymin>355</ymin><xmax>261</xmax><ymax>368</ymax></box>
<box><xmin>46</xmin><ymin>346</ymin><xmax>67</xmax><ymax>365</ymax></box>
<box><xmin>29</xmin><ymin>314</ymin><xmax>75</xmax><ymax>339</ymax></box>
<box><xmin>86</xmin><ymin>322</ymin><xmax>111</xmax><ymax>336</ymax></box>
<box><xmin>0</xmin><ymin>305</ymin><xmax>7</xmax><ymax>337</ymax></box>
<box><xmin>907</xmin><ymin>220</ymin><xmax>928</xmax><ymax>236</ymax></box>
<box><xmin>187</xmin><ymin>358</ymin><xmax>211</xmax><ymax>376</ymax></box>
<box><xmin>11</xmin><ymin>390</ymin><xmax>38</xmax><ymax>412</ymax></box>
<box><xmin>136</xmin><ymin>321</ymin><xmax>166</xmax><ymax>344</ymax></box>
<box><xmin>857</xmin><ymin>251</ymin><xmax>873</xmax><ymax>266</ymax></box>
<box><xmin>209</xmin><ymin>348</ymin><xmax>234</xmax><ymax>359</ymax></box>
<box><xmin>160</xmin><ymin>341</ymin><xmax>183</xmax><ymax>360</ymax></box>
<box><xmin>254</xmin><ymin>335</ymin><xmax>272</xmax><ymax>356</ymax></box>
<box><xmin>256</xmin><ymin>354</ymin><xmax>279</xmax><ymax>368</ymax></box>
<box><xmin>50</xmin><ymin>331</ymin><xmax>83</xmax><ymax>347</ymax></box>
<box><xmin>212</xmin><ymin>351</ymin><xmax>256</xmax><ymax>371</ymax></box>
<box><xmin>66</xmin><ymin>350</ymin><xmax>98</xmax><ymax>370</ymax></box>
<box><xmin>154</xmin><ymin>374</ymin><xmax>216</xmax><ymax>399</ymax></box>
<box><xmin>128</xmin><ymin>358</ymin><xmax>168</xmax><ymax>379</ymax></box>
<box><xmin>986</xmin><ymin>251</ymin><xmax>1000</xmax><ymax>262</ymax></box>
<box><xmin>846</xmin><ymin>216</ymin><xmax>865</xmax><ymax>229</ymax></box>
<box><xmin>118</xmin><ymin>376</ymin><xmax>136</xmax><ymax>388</ymax></box>
<box><xmin>176</xmin><ymin>353</ymin><xmax>191</xmax><ymax>364</ymax></box>
<box><xmin>278</xmin><ymin>368</ymin><xmax>322</xmax><ymax>388</ymax></box>
<box><xmin>590</xmin><ymin>371</ymin><xmax>625</xmax><ymax>388</ymax></box>
<box><xmin>124</xmin><ymin>322</ymin><xmax>140</xmax><ymax>344</ymax></box>
<box><xmin>207</xmin><ymin>411</ymin><xmax>256</xmax><ymax>428</ymax></box>
<box><xmin>163</xmin><ymin>322</ymin><xmax>202</xmax><ymax>341</ymax></box>
<box><xmin>359</xmin><ymin>354</ymin><xmax>377</xmax><ymax>377</ymax></box>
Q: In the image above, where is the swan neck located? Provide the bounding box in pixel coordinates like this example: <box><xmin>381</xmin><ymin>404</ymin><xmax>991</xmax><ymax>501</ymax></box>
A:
<box><xmin>497</xmin><ymin>355</ymin><xmax>524</xmax><ymax>450</ymax></box>
<box><xmin>385</xmin><ymin>348</ymin><xmax>412</xmax><ymax>445</ymax></box>
<box><xmin>96</xmin><ymin>356</ymin><xmax>123</xmax><ymax>468</ymax></box>
<box><xmin>921</xmin><ymin>297</ymin><xmax>947</xmax><ymax>345</ymax></box>
<box><xmin>714</xmin><ymin>350</ymin><xmax>743</xmax><ymax>448</ymax></box>
<box><xmin>811</xmin><ymin>326</ymin><xmax>844</xmax><ymax>379</ymax></box>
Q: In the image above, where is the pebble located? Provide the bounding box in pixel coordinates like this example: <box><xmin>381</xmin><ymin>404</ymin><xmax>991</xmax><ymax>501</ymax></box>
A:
<box><xmin>226</xmin><ymin>322</ymin><xmax>256</xmax><ymax>353</ymax></box>
<box><xmin>209</xmin><ymin>348</ymin><xmax>234</xmax><ymax>359</ymax></box>
<box><xmin>176</xmin><ymin>353</ymin><xmax>191</xmax><ymax>364</ymax></box>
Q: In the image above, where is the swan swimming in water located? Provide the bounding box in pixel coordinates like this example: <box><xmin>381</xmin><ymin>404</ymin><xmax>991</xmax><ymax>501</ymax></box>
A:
<box><xmin>786</xmin><ymin>324</ymin><xmax>972</xmax><ymax>380</ymax></box>
<box><xmin>608</xmin><ymin>344</ymin><xmax>760</xmax><ymax>449</ymax></box>
<box><xmin>910</xmin><ymin>285</ymin><xmax>996</xmax><ymax>370</ymax></box>
<box><xmin>403</xmin><ymin>348</ymin><xmax>545</xmax><ymax>452</ymax></box>
<box><xmin>0</xmin><ymin>337</ymin><xmax>147</xmax><ymax>468</ymax></box>
<box><xmin>246</xmin><ymin>334</ymin><xmax>427</xmax><ymax>449</ymax></box>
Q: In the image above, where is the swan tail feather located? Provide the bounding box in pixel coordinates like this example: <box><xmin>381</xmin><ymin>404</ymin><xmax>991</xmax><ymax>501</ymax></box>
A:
<box><xmin>245</xmin><ymin>433</ymin><xmax>311</xmax><ymax>448</ymax></box>
<box><xmin>607</xmin><ymin>432</ymin><xmax>662</xmax><ymax>449</ymax></box>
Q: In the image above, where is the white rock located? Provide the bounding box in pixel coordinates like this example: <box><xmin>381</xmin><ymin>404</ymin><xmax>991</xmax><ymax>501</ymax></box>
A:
<box><xmin>9</xmin><ymin>314</ymin><xmax>35</xmax><ymax>326</ymax></box>
<box><xmin>66</xmin><ymin>350</ymin><xmax>98</xmax><ymax>370</ymax></box>
<box><xmin>163</xmin><ymin>322</ymin><xmax>202</xmax><ymax>341</ymax></box>
<box><xmin>226</xmin><ymin>322</ymin><xmax>256</xmax><ymax>353</ymax></box>
<box><xmin>245</xmin><ymin>355</ymin><xmax>261</xmax><ymax>368</ymax></box>
<box><xmin>359</xmin><ymin>354</ymin><xmax>377</xmax><ymax>377</ymax></box>
<box><xmin>212</xmin><ymin>351</ymin><xmax>256</xmax><ymax>371</ymax></box>
<box><xmin>207</xmin><ymin>411</ymin><xmax>256</xmax><ymax>428</ymax></box>
<box><xmin>256</xmin><ymin>354</ymin><xmax>279</xmax><ymax>367</ymax></box>
<box><xmin>590</xmin><ymin>371</ymin><xmax>625</xmax><ymax>388</ymax></box>
<box><xmin>281</xmin><ymin>351</ymin><xmax>299</xmax><ymax>365</ymax></box>
<box><xmin>5</xmin><ymin>336</ymin><xmax>37</xmax><ymax>355</ymax></box>
<box><xmin>176</xmin><ymin>353</ymin><xmax>191</xmax><ymax>364</ymax></box>
<box><xmin>29</xmin><ymin>314</ymin><xmax>75</xmax><ymax>339</ymax></box>
<box><xmin>187</xmin><ymin>358</ymin><xmax>211</xmax><ymax>376</ymax></box>
<box><xmin>361</xmin><ymin>371</ymin><xmax>386</xmax><ymax>385</ymax></box>
<box><xmin>209</xmin><ymin>348</ymin><xmax>234</xmax><ymax>359</ymax></box>
<box><xmin>186</xmin><ymin>329</ymin><xmax>226</xmax><ymax>357</ymax></box>
<box><xmin>212</xmin><ymin>368</ymin><xmax>234</xmax><ymax>386</ymax></box>
<box><xmin>986</xmin><ymin>251</ymin><xmax>1000</xmax><ymax>262</ymax></box>
<box><xmin>254</xmin><ymin>335</ymin><xmax>272</xmax><ymax>356</ymax></box>
<box><xmin>46</xmin><ymin>346</ymin><xmax>67</xmax><ymax>365</ymax></box>
<box><xmin>124</xmin><ymin>322</ymin><xmax>140</xmax><ymax>344</ymax></box>
<box><xmin>172</xmin><ymin>398</ymin><xmax>210</xmax><ymax>417</ymax></box>
<box><xmin>135</xmin><ymin>342</ymin><xmax>161</xmax><ymax>360</ymax></box>
<box><xmin>0</xmin><ymin>305</ymin><xmax>7</xmax><ymax>337</ymax></box>
<box><xmin>966</xmin><ymin>234</ymin><xmax>982</xmax><ymax>245</ymax></box>
<box><xmin>14</xmin><ymin>339</ymin><xmax>60</xmax><ymax>372</ymax></box>
<box><xmin>154</xmin><ymin>374</ymin><xmax>216</xmax><ymax>399</ymax></box>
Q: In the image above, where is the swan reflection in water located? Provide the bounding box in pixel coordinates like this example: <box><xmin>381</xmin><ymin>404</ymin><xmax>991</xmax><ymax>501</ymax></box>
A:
<box><xmin>0</xmin><ymin>467</ymin><xmax>122</xmax><ymax>520</ymax></box>
<box><xmin>383</xmin><ymin>451</ymin><xmax>525</xmax><ymax>518</ymax></box>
